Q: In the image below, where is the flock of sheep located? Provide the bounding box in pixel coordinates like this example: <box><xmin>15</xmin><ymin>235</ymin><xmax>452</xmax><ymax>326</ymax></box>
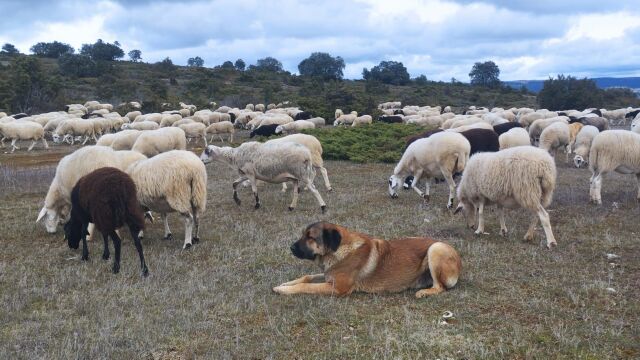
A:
<box><xmin>2</xmin><ymin>97</ymin><xmax>640</xmax><ymax>274</ymax></box>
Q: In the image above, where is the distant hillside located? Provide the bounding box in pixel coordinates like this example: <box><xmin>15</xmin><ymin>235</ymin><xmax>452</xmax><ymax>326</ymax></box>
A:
<box><xmin>505</xmin><ymin>77</ymin><xmax>640</xmax><ymax>94</ymax></box>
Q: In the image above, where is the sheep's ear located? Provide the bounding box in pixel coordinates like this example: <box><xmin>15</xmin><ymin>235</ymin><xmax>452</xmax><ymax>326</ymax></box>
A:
<box><xmin>36</xmin><ymin>207</ymin><xmax>47</xmax><ymax>223</ymax></box>
<box><xmin>453</xmin><ymin>204</ymin><xmax>463</xmax><ymax>215</ymax></box>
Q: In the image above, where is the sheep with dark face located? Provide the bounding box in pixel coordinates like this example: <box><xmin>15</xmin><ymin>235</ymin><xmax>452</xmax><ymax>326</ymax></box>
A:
<box><xmin>249</xmin><ymin>124</ymin><xmax>280</xmax><ymax>138</ymax></box>
<box><xmin>378</xmin><ymin>115</ymin><xmax>404</xmax><ymax>123</ymax></box>
<box><xmin>294</xmin><ymin>111</ymin><xmax>312</xmax><ymax>120</ymax></box>
<box><xmin>493</xmin><ymin>122</ymin><xmax>522</xmax><ymax>136</ymax></box>
<box><xmin>64</xmin><ymin>167</ymin><xmax>148</xmax><ymax>276</ymax></box>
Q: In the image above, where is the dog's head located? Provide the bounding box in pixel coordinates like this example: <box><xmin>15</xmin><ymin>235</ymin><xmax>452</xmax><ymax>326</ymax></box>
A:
<box><xmin>290</xmin><ymin>222</ymin><xmax>342</xmax><ymax>260</ymax></box>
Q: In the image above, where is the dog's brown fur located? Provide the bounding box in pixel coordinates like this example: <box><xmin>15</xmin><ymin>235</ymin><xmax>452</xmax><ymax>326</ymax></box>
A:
<box><xmin>273</xmin><ymin>222</ymin><xmax>462</xmax><ymax>298</ymax></box>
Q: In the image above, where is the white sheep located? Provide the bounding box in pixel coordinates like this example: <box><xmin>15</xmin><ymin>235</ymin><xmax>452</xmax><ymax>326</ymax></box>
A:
<box><xmin>131</xmin><ymin>127</ymin><xmax>187</xmax><ymax>157</ymax></box>
<box><xmin>255</xmin><ymin>104</ymin><xmax>265</xmax><ymax>112</ymax></box>
<box><xmin>53</xmin><ymin>119</ymin><xmax>97</xmax><ymax>145</ymax></box>
<box><xmin>275</xmin><ymin>120</ymin><xmax>315</xmax><ymax>134</ymax></box>
<box><xmin>0</xmin><ymin>121</ymin><xmax>48</xmax><ymax>152</ymax></box>
<box><xmin>306</xmin><ymin>117</ymin><xmax>326</xmax><ymax>127</ymax></box>
<box><xmin>178</xmin><ymin>122</ymin><xmax>208</xmax><ymax>146</ymax></box>
<box><xmin>126</xmin><ymin>150</ymin><xmax>207</xmax><ymax>249</ymax></box>
<box><xmin>267</xmin><ymin>134</ymin><xmax>332</xmax><ymax>192</ymax></box>
<box><xmin>159</xmin><ymin>114</ymin><xmax>182</xmax><ymax>127</ymax></box>
<box><xmin>443</xmin><ymin>106</ymin><xmax>452</xmax><ymax>113</ymax></box>
<box><xmin>588</xmin><ymin>130</ymin><xmax>640</xmax><ymax>204</ymax></box>
<box><xmin>499</xmin><ymin>127</ymin><xmax>530</xmax><ymax>150</ymax></box>
<box><xmin>110</xmin><ymin>130</ymin><xmax>144</xmax><ymax>150</ymax></box>
<box><xmin>454</xmin><ymin>146</ymin><xmax>557</xmax><ymax>248</ymax></box>
<box><xmin>333</xmin><ymin>113</ymin><xmax>356</xmax><ymax>126</ymax></box>
<box><xmin>200</xmin><ymin>141</ymin><xmax>327</xmax><ymax>212</ymax></box>
<box><xmin>573</xmin><ymin>125</ymin><xmax>599</xmax><ymax>168</ymax></box>
<box><xmin>445</xmin><ymin>122</ymin><xmax>494</xmax><ymax>133</ymax></box>
<box><xmin>388</xmin><ymin>132</ymin><xmax>470</xmax><ymax>208</ymax></box>
<box><xmin>528</xmin><ymin>116</ymin><xmax>568</xmax><ymax>144</ymax></box>
<box><xmin>351</xmin><ymin>115</ymin><xmax>373</xmax><ymax>127</ymax></box>
<box><xmin>538</xmin><ymin>121</ymin><xmax>571</xmax><ymax>161</ymax></box>
<box><xmin>630</xmin><ymin>116</ymin><xmax>640</xmax><ymax>134</ymax></box>
<box><xmin>206</xmin><ymin>121</ymin><xmax>235</xmax><ymax>143</ymax></box>
<box><xmin>122</xmin><ymin>121</ymin><xmax>159</xmax><ymax>131</ymax></box>
<box><xmin>37</xmin><ymin>146</ymin><xmax>147</xmax><ymax>234</ymax></box>
<box><xmin>335</xmin><ymin>109</ymin><xmax>344</xmax><ymax>119</ymax></box>
<box><xmin>245</xmin><ymin>104</ymin><xmax>255</xmax><ymax>111</ymax></box>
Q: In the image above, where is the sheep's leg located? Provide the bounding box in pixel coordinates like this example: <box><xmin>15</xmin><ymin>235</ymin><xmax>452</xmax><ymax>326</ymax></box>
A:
<box><xmin>474</xmin><ymin>201</ymin><xmax>486</xmax><ymax>235</ymax></box>
<box><xmin>92</xmin><ymin>133</ymin><xmax>97</xmax><ymax>142</ymax></box>
<box><xmin>524</xmin><ymin>212</ymin><xmax>539</xmax><ymax>243</ymax></box>
<box><xmin>82</xmin><ymin>136</ymin><xmax>89</xmax><ymax>145</ymax></box>
<box><xmin>81</xmin><ymin>222</ymin><xmax>89</xmax><ymax>261</ymax></box>
<box><xmin>498</xmin><ymin>206</ymin><xmax>508</xmax><ymax>236</ymax></box>
<box><xmin>232</xmin><ymin>176</ymin><xmax>249</xmax><ymax>205</ymax></box>
<box><xmin>590</xmin><ymin>172</ymin><xmax>604</xmax><ymax>205</ymax></box>
<box><xmin>10</xmin><ymin>139</ymin><xmax>18</xmax><ymax>153</ymax></box>
<box><xmin>411</xmin><ymin>169</ymin><xmax>426</xmax><ymax>199</ymax></box>
<box><xmin>636</xmin><ymin>174</ymin><xmax>640</xmax><ymax>201</ymax></box>
<box><xmin>42</xmin><ymin>137</ymin><xmax>49</xmax><ymax>149</ymax></box>
<box><xmin>249</xmin><ymin>176</ymin><xmax>261</xmax><ymax>209</ymax></box>
<box><xmin>203</xmin><ymin>135</ymin><xmax>208</xmax><ymax>147</ymax></box>
<box><xmin>110</xmin><ymin>231</ymin><xmax>121</xmax><ymax>274</ymax></box>
<box><xmin>281</xmin><ymin>183</ymin><xmax>288</xmax><ymax>192</ymax></box>
<box><xmin>317</xmin><ymin>166</ymin><xmax>332</xmax><ymax>191</ymax></box>
<box><xmin>128</xmin><ymin>227</ymin><xmax>148</xmax><ymax>277</ymax></box>
<box><xmin>27</xmin><ymin>140</ymin><xmax>37</xmax><ymax>151</ymax></box>
<box><xmin>536</xmin><ymin>204</ymin><xmax>557</xmax><ymax>249</ymax></box>
<box><xmin>305</xmin><ymin>181</ymin><xmax>327</xmax><ymax>213</ymax></box>
<box><xmin>441</xmin><ymin>168</ymin><xmax>456</xmax><ymax>209</ymax></box>
<box><xmin>229</xmin><ymin>133</ymin><xmax>234</xmax><ymax>143</ymax></box>
<box><xmin>288</xmin><ymin>180</ymin><xmax>300</xmax><ymax>211</ymax></box>
<box><xmin>182</xmin><ymin>213</ymin><xmax>194</xmax><ymax>249</ymax></box>
<box><xmin>102</xmin><ymin>233</ymin><xmax>110</xmax><ymax>260</ymax></box>
<box><xmin>192</xmin><ymin>211</ymin><xmax>200</xmax><ymax>244</ymax></box>
<box><xmin>162</xmin><ymin>213</ymin><xmax>172</xmax><ymax>240</ymax></box>
<box><xmin>0</xmin><ymin>136</ymin><xmax>5</xmax><ymax>147</ymax></box>
<box><xmin>565</xmin><ymin>144</ymin><xmax>571</xmax><ymax>163</ymax></box>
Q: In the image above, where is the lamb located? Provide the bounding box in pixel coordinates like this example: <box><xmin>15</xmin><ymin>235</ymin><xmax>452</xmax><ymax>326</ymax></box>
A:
<box><xmin>572</xmin><ymin>125</ymin><xmax>600</xmax><ymax>168</ymax></box>
<box><xmin>493</xmin><ymin>122</ymin><xmax>522</xmax><ymax>136</ymax></box>
<box><xmin>538</xmin><ymin>121</ymin><xmax>572</xmax><ymax>161</ymax></box>
<box><xmin>267</xmin><ymin>134</ymin><xmax>332</xmax><ymax>191</ymax></box>
<box><xmin>588</xmin><ymin>130</ymin><xmax>640</xmax><ymax>205</ymax></box>
<box><xmin>131</xmin><ymin>127</ymin><xmax>187</xmax><ymax>157</ymax></box>
<box><xmin>64</xmin><ymin>167</ymin><xmax>148</xmax><ymax>276</ymax></box>
<box><xmin>499</xmin><ymin>128</ymin><xmax>531</xmax><ymax>150</ymax></box>
<box><xmin>454</xmin><ymin>146</ymin><xmax>557</xmax><ymax>248</ymax></box>
<box><xmin>275</xmin><ymin>120</ymin><xmax>315</xmax><ymax>134</ymax></box>
<box><xmin>333</xmin><ymin>113</ymin><xmax>357</xmax><ymax>126</ymax></box>
<box><xmin>250</xmin><ymin>124</ymin><xmax>280</xmax><ymax>138</ymax></box>
<box><xmin>528</xmin><ymin>116</ymin><xmax>569</xmax><ymax>144</ymax></box>
<box><xmin>126</xmin><ymin>150</ymin><xmax>207</xmax><ymax>249</ymax></box>
<box><xmin>178</xmin><ymin>122</ymin><xmax>208</xmax><ymax>146</ymax></box>
<box><xmin>388</xmin><ymin>132</ymin><xmax>470</xmax><ymax>208</ymax></box>
<box><xmin>53</xmin><ymin>119</ymin><xmax>97</xmax><ymax>145</ymax></box>
<box><xmin>200</xmin><ymin>142</ymin><xmax>327</xmax><ymax>212</ymax></box>
<box><xmin>0</xmin><ymin>121</ymin><xmax>48</xmax><ymax>152</ymax></box>
<box><xmin>206</xmin><ymin>121</ymin><xmax>235</xmax><ymax>143</ymax></box>
<box><xmin>37</xmin><ymin>146</ymin><xmax>147</xmax><ymax>234</ymax></box>
<box><xmin>351</xmin><ymin>115</ymin><xmax>373</xmax><ymax>127</ymax></box>
<box><xmin>122</xmin><ymin>121</ymin><xmax>159</xmax><ymax>131</ymax></box>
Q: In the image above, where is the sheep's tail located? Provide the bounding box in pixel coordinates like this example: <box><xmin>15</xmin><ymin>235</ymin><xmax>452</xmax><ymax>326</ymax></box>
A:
<box><xmin>190</xmin><ymin>166</ymin><xmax>208</xmax><ymax>214</ymax></box>
<box><xmin>588</xmin><ymin>143</ymin><xmax>599</xmax><ymax>174</ymax></box>
<box><xmin>454</xmin><ymin>149</ymin><xmax>468</xmax><ymax>174</ymax></box>
<box><xmin>539</xmin><ymin>160</ymin><xmax>557</xmax><ymax>208</ymax></box>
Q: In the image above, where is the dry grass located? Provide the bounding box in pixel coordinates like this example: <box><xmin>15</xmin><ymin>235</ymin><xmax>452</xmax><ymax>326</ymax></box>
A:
<box><xmin>1</xmin><ymin>140</ymin><xmax>639</xmax><ymax>359</ymax></box>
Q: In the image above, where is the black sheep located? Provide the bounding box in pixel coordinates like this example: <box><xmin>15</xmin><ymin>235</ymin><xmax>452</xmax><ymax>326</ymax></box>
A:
<box><xmin>294</xmin><ymin>111</ymin><xmax>312</xmax><ymax>120</ymax></box>
<box><xmin>249</xmin><ymin>124</ymin><xmax>280</xmax><ymax>138</ymax></box>
<box><xmin>393</xmin><ymin>109</ymin><xmax>404</xmax><ymax>116</ymax></box>
<box><xmin>64</xmin><ymin>167</ymin><xmax>148</xmax><ymax>276</ymax></box>
<box><xmin>492</xmin><ymin>122</ymin><xmax>522</xmax><ymax>136</ymax></box>
<box><xmin>378</xmin><ymin>115</ymin><xmax>404</xmax><ymax>123</ymax></box>
<box><xmin>13</xmin><ymin>113</ymin><xmax>28</xmax><ymax>119</ymax></box>
<box><xmin>460</xmin><ymin>128</ymin><xmax>500</xmax><ymax>155</ymax></box>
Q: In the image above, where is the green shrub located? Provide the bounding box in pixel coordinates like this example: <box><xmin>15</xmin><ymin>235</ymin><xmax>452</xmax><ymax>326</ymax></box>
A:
<box><xmin>302</xmin><ymin>122</ymin><xmax>428</xmax><ymax>163</ymax></box>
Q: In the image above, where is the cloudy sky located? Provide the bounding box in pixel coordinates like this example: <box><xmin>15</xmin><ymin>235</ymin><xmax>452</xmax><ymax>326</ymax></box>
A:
<box><xmin>1</xmin><ymin>0</ymin><xmax>639</xmax><ymax>81</ymax></box>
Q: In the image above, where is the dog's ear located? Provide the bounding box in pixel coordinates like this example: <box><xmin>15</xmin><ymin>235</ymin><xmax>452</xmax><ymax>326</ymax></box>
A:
<box><xmin>322</xmin><ymin>228</ymin><xmax>341</xmax><ymax>252</ymax></box>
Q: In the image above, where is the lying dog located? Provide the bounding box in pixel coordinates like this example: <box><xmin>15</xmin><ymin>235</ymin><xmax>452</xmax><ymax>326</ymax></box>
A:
<box><xmin>273</xmin><ymin>221</ymin><xmax>462</xmax><ymax>297</ymax></box>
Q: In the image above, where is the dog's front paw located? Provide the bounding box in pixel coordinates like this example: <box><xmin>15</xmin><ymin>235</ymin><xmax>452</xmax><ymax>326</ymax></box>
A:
<box><xmin>272</xmin><ymin>285</ymin><xmax>290</xmax><ymax>294</ymax></box>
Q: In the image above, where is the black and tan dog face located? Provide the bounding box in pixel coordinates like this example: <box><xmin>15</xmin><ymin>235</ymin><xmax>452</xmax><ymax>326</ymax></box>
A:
<box><xmin>290</xmin><ymin>222</ymin><xmax>342</xmax><ymax>260</ymax></box>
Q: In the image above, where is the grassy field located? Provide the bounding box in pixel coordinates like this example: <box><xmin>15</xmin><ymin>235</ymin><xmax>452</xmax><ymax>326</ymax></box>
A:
<box><xmin>1</xmin><ymin>137</ymin><xmax>639</xmax><ymax>359</ymax></box>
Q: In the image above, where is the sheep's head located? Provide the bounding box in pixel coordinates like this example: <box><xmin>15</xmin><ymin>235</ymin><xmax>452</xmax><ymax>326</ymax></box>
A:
<box><xmin>37</xmin><ymin>206</ymin><xmax>68</xmax><ymax>233</ymax></box>
<box><xmin>121</xmin><ymin>123</ymin><xmax>130</xmax><ymax>130</ymax></box>
<box><xmin>275</xmin><ymin>126</ymin><xmax>283</xmax><ymax>134</ymax></box>
<box><xmin>52</xmin><ymin>133</ymin><xmax>62</xmax><ymax>143</ymax></box>
<box><xmin>388</xmin><ymin>175</ymin><xmax>401</xmax><ymax>198</ymax></box>
<box><xmin>64</xmin><ymin>219</ymin><xmax>87</xmax><ymax>250</ymax></box>
<box><xmin>453</xmin><ymin>201</ymin><xmax>476</xmax><ymax>229</ymax></box>
<box><xmin>200</xmin><ymin>145</ymin><xmax>222</xmax><ymax>164</ymax></box>
<box><xmin>574</xmin><ymin>155</ymin><xmax>586</xmax><ymax>168</ymax></box>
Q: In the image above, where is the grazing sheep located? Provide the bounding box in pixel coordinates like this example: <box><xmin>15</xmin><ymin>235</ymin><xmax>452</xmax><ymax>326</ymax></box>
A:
<box><xmin>275</xmin><ymin>120</ymin><xmax>315</xmax><ymax>134</ymax></box>
<box><xmin>131</xmin><ymin>127</ymin><xmax>187</xmax><ymax>157</ymax></box>
<box><xmin>334</xmin><ymin>109</ymin><xmax>344</xmax><ymax>119</ymax></box>
<box><xmin>250</xmin><ymin>124</ymin><xmax>279</xmax><ymax>138</ymax></box>
<box><xmin>122</xmin><ymin>121</ymin><xmax>159</xmax><ymax>131</ymax></box>
<box><xmin>306</xmin><ymin>117</ymin><xmax>326</xmax><ymax>127</ymax></box>
<box><xmin>389</xmin><ymin>132</ymin><xmax>470</xmax><ymax>208</ymax></box>
<box><xmin>159</xmin><ymin>114</ymin><xmax>183</xmax><ymax>127</ymax></box>
<box><xmin>568</xmin><ymin>122</ymin><xmax>584</xmax><ymax>150</ymax></box>
<box><xmin>64</xmin><ymin>167</ymin><xmax>148</xmax><ymax>276</ymax></box>
<box><xmin>253</xmin><ymin>115</ymin><xmax>293</xmax><ymax>129</ymax></box>
<box><xmin>573</xmin><ymin>125</ymin><xmax>600</xmax><ymax>168</ymax></box>
<box><xmin>378</xmin><ymin>115</ymin><xmax>404</xmax><ymax>123</ymax></box>
<box><xmin>528</xmin><ymin>116</ymin><xmax>569</xmax><ymax>144</ymax></box>
<box><xmin>454</xmin><ymin>146</ymin><xmax>557</xmax><ymax>248</ymax></box>
<box><xmin>178</xmin><ymin>122</ymin><xmax>208</xmax><ymax>146</ymax></box>
<box><xmin>53</xmin><ymin>119</ymin><xmax>97</xmax><ymax>145</ymax></box>
<box><xmin>0</xmin><ymin>121</ymin><xmax>48</xmax><ymax>152</ymax></box>
<box><xmin>404</xmin><ymin>129</ymin><xmax>444</xmax><ymax>150</ymax></box>
<box><xmin>206</xmin><ymin>121</ymin><xmax>234</xmax><ymax>143</ymax></box>
<box><xmin>538</xmin><ymin>121</ymin><xmax>572</xmax><ymax>161</ymax></box>
<box><xmin>579</xmin><ymin>116</ymin><xmax>608</xmax><ymax>132</ymax></box>
<box><xmin>499</xmin><ymin>128</ymin><xmax>530</xmax><ymax>150</ymax></box>
<box><xmin>201</xmin><ymin>142</ymin><xmax>327</xmax><ymax>212</ymax></box>
<box><xmin>294</xmin><ymin>111</ymin><xmax>312</xmax><ymax>120</ymax></box>
<box><xmin>334</xmin><ymin>113</ymin><xmax>356</xmax><ymax>126</ymax></box>
<box><xmin>446</xmin><ymin>122</ymin><xmax>494</xmax><ymax>133</ymax></box>
<box><xmin>127</xmin><ymin>150</ymin><xmax>207</xmax><ymax>249</ymax></box>
<box><xmin>588</xmin><ymin>130</ymin><xmax>640</xmax><ymax>205</ymax></box>
<box><xmin>458</xmin><ymin>129</ymin><xmax>499</xmax><ymax>155</ymax></box>
<box><xmin>493</xmin><ymin>122</ymin><xmax>522</xmax><ymax>136</ymax></box>
<box><xmin>109</xmin><ymin>130</ymin><xmax>143</xmax><ymax>150</ymax></box>
<box><xmin>37</xmin><ymin>146</ymin><xmax>147</xmax><ymax>234</ymax></box>
<box><xmin>351</xmin><ymin>115</ymin><xmax>373</xmax><ymax>127</ymax></box>
<box><xmin>171</xmin><ymin>118</ymin><xmax>195</xmax><ymax>128</ymax></box>
<box><xmin>267</xmin><ymin>134</ymin><xmax>332</xmax><ymax>191</ymax></box>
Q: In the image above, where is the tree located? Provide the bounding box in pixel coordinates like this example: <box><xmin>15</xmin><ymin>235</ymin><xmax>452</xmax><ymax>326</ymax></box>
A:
<box><xmin>1</xmin><ymin>43</ymin><xmax>19</xmax><ymax>55</ymax></box>
<box><xmin>58</xmin><ymin>54</ymin><xmax>97</xmax><ymax>78</ymax></box>
<box><xmin>128</xmin><ymin>49</ymin><xmax>142</xmax><ymax>62</ymax></box>
<box><xmin>80</xmin><ymin>39</ymin><xmax>124</xmax><ymax>61</ymax></box>
<box><xmin>537</xmin><ymin>75</ymin><xmax>603</xmax><ymax>111</ymax></box>
<box><xmin>30</xmin><ymin>41</ymin><xmax>74</xmax><ymax>58</ymax></box>
<box><xmin>251</xmin><ymin>57</ymin><xmax>283</xmax><ymax>72</ymax></box>
<box><xmin>414</xmin><ymin>74</ymin><xmax>428</xmax><ymax>85</ymax></box>
<box><xmin>220</xmin><ymin>60</ymin><xmax>234</xmax><ymax>69</ymax></box>
<box><xmin>362</xmin><ymin>61</ymin><xmax>410</xmax><ymax>85</ymax></box>
<box><xmin>234</xmin><ymin>59</ymin><xmax>245</xmax><ymax>71</ymax></box>
<box><xmin>187</xmin><ymin>56</ymin><xmax>204</xmax><ymax>67</ymax></box>
<box><xmin>2</xmin><ymin>56</ymin><xmax>60</xmax><ymax>113</ymax></box>
<box><xmin>469</xmin><ymin>61</ymin><xmax>500</xmax><ymax>87</ymax></box>
<box><xmin>298</xmin><ymin>52</ymin><xmax>345</xmax><ymax>80</ymax></box>
<box><xmin>154</xmin><ymin>57</ymin><xmax>177</xmax><ymax>77</ymax></box>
